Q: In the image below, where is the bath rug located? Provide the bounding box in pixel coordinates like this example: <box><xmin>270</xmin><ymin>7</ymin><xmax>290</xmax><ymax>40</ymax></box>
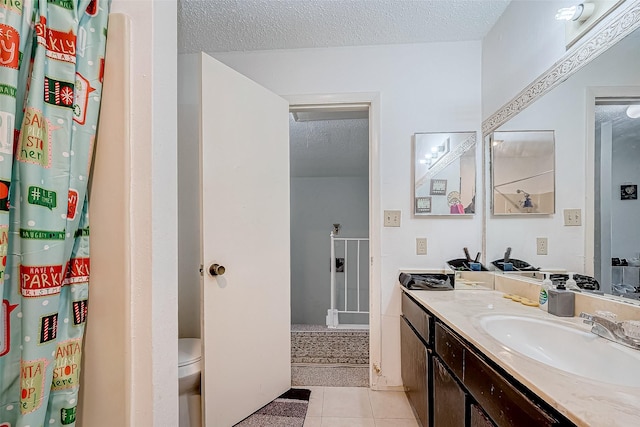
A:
<box><xmin>234</xmin><ymin>388</ymin><xmax>311</xmax><ymax>426</ymax></box>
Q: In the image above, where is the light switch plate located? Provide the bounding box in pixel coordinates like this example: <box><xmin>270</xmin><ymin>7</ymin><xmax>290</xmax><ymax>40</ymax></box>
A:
<box><xmin>563</xmin><ymin>208</ymin><xmax>582</xmax><ymax>226</ymax></box>
<box><xmin>383</xmin><ymin>210</ymin><xmax>401</xmax><ymax>227</ymax></box>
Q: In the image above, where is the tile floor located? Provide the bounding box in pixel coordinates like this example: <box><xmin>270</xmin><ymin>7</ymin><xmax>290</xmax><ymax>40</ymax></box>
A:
<box><xmin>303</xmin><ymin>386</ymin><xmax>419</xmax><ymax>427</ymax></box>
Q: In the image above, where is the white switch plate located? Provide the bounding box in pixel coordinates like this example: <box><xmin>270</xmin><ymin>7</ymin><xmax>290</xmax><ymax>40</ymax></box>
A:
<box><xmin>383</xmin><ymin>210</ymin><xmax>401</xmax><ymax>227</ymax></box>
<box><xmin>536</xmin><ymin>237</ymin><xmax>548</xmax><ymax>255</ymax></box>
<box><xmin>416</xmin><ymin>238</ymin><xmax>427</xmax><ymax>255</ymax></box>
<box><xmin>563</xmin><ymin>208</ymin><xmax>582</xmax><ymax>226</ymax></box>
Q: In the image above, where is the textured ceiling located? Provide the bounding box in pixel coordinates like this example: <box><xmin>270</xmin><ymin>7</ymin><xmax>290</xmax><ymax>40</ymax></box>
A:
<box><xmin>596</xmin><ymin>104</ymin><xmax>640</xmax><ymax>142</ymax></box>
<box><xmin>178</xmin><ymin>0</ymin><xmax>512</xmax><ymax>53</ymax></box>
<box><xmin>180</xmin><ymin>1</ymin><xmax>511</xmax><ymax>178</ymax></box>
<box><xmin>289</xmin><ymin>115</ymin><xmax>369</xmax><ymax>178</ymax></box>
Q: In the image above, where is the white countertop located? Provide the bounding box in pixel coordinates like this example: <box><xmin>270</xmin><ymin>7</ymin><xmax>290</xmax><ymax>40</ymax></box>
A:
<box><xmin>404</xmin><ymin>287</ymin><xmax>640</xmax><ymax>427</ymax></box>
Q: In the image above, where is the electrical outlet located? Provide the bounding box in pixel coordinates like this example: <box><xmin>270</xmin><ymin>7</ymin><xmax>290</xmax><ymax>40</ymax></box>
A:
<box><xmin>383</xmin><ymin>210</ymin><xmax>401</xmax><ymax>227</ymax></box>
<box><xmin>416</xmin><ymin>238</ymin><xmax>427</xmax><ymax>255</ymax></box>
<box><xmin>536</xmin><ymin>237</ymin><xmax>548</xmax><ymax>255</ymax></box>
<box><xmin>563</xmin><ymin>208</ymin><xmax>582</xmax><ymax>226</ymax></box>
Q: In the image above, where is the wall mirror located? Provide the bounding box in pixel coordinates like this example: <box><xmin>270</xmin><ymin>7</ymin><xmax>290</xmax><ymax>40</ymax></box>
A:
<box><xmin>414</xmin><ymin>131</ymin><xmax>476</xmax><ymax>216</ymax></box>
<box><xmin>490</xmin><ymin>130</ymin><xmax>555</xmax><ymax>215</ymax></box>
<box><xmin>484</xmin><ymin>22</ymin><xmax>640</xmax><ymax>298</ymax></box>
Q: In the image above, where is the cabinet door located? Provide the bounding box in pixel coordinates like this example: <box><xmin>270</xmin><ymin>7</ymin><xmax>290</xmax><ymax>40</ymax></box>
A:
<box><xmin>401</xmin><ymin>316</ymin><xmax>429</xmax><ymax>427</ymax></box>
<box><xmin>433</xmin><ymin>357</ymin><xmax>466</xmax><ymax>427</ymax></box>
<box><xmin>470</xmin><ymin>404</ymin><xmax>496</xmax><ymax>427</ymax></box>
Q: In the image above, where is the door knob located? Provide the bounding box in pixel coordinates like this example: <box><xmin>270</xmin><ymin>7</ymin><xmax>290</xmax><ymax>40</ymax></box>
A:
<box><xmin>209</xmin><ymin>263</ymin><xmax>226</xmax><ymax>276</ymax></box>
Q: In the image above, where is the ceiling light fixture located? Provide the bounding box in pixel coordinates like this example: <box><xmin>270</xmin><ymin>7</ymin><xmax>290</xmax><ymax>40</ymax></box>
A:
<box><xmin>627</xmin><ymin>105</ymin><xmax>640</xmax><ymax>119</ymax></box>
<box><xmin>423</xmin><ymin>138</ymin><xmax>450</xmax><ymax>170</ymax></box>
<box><xmin>555</xmin><ymin>2</ymin><xmax>595</xmax><ymax>22</ymax></box>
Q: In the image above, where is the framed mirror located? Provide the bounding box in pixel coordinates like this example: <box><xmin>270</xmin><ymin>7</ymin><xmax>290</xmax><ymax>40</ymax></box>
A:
<box><xmin>490</xmin><ymin>130</ymin><xmax>555</xmax><ymax>215</ymax></box>
<box><xmin>414</xmin><ymin>132</ymin><xmax>476</xmax><ymax>216</ymax></box>
<box><xmin>484</xmin><ymin>12</ymin><xmax>640</xmax><ymax>294</ymax></box>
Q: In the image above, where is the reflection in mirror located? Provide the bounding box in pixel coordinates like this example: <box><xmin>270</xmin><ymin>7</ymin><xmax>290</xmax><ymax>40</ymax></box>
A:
<box><xmin>454</xmin><ymin>271</ymin><xmax>495</xmax><ymax>291</ymax></box>
<box><xmin>414</xmin><ymin>132</ymin><xmax>476</xmax><ymax>216</ymax></box>
<box><xmin>485</xmin><ymin>23</ymin><xmax>640</xmax><ymax>299</ymax></box>
<box><xmin>491</xmin><ymin>131</ymin><xmax>555</xmax><ymax>215</ymax></box>
<box><xmin>595</xmin><ymin>99</ymin><xmax>640</xmax><ymax>299</ymax></box>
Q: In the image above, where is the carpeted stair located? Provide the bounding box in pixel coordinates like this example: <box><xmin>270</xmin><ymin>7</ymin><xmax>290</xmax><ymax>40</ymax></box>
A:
<box><xmin>291</xmin><ymin>324</ymin><xmax>369</xmax><ymax>387</ymax></box>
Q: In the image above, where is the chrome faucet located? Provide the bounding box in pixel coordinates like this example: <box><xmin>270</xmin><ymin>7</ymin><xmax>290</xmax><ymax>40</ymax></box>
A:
<box><xmin>579</xmin><ymin>312</ymin><xmax>640</xmax><ymax>350</ymax></box>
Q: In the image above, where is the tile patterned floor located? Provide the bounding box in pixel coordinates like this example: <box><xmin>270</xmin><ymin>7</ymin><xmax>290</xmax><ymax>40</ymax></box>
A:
<box><xmin>302</xmin><ymin>387</ymin><xmax>419</xmax><ymax>427</ymax></box>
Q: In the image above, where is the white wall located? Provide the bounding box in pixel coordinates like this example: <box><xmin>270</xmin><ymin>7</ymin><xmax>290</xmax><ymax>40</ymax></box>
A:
<box><xmin>482</xmin><ymin>1</ymin><xmax>570</xmax><ymax>118</ymax></box>
<box><xmin>290</xmin><ymin>176</ymin><xmax>369</xmax><ymax>325</ymax></box>
<box><xmin>178</xmin><ymin>40</ymin><xmax>483</xmax><ymax>387</ymax></box>
<box><xmin>611</xmin><ymin>133</ymin><xmax>640</xmax><ymax>259</ymax></box>
<box><xmin>84</xmin><ymin>1</ymin><xmax>178</xmax><ymax>426</ymax></box>
<box><xmin>80</xmin><ymin>13</ymin><xmax>131</xmax><ymax>425</ymax></box>
<box><xmin>482</xmin><ymin>0</ymin><xmax>631</xmax><ymax>119</ymax></box>
<box><xmin>177</xmin><ymin>54</ymin><xmax>201</xmax><ymax>339</ymax></box>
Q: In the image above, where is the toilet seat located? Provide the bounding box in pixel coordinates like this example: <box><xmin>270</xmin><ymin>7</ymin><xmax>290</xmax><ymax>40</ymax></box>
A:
<box><xmin>178</xmin><ymin>338</ymin><xmax>202</xmax><ymax>427</ymax></box>
<box><xmin>179</xmin><ymin>338</ymin><xmax>202</xmax><ymax>367</ymax></box>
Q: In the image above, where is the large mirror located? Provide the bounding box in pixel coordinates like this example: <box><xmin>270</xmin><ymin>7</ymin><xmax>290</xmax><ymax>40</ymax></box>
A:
<box><xmin>484</xmin><ymin>23</ymin><xmax>640</xmax><ymax>298</ymax></box>
<box><xmin>414</xmin><ymin>132</ymin><xmax>476</xmax><ymax>216</ymax></box>
<box><xmin>491</xmin><ymin>130</ymin><xmax>555</xmax><ymax>215</ymax></box>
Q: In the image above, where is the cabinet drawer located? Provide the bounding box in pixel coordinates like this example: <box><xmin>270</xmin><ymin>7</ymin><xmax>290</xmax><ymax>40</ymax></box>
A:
<box><xmin>434</xmin><ymin>322</ymin><xmax>465</xmax><ymax>382</ymax></box>
<box><xmin>465</xmin><ymin>348</ymin><xmax>558</xmax><ymax>427</ymax></box>
<box><xmin>401</xmin><ymin>292</ymin><xmax>431</xmax><ymax>345</ymax></box>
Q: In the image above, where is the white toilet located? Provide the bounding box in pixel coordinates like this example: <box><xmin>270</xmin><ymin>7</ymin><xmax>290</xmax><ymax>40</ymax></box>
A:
<box><xmin>179</xmin><ymin>338</ymin><xmax>202</xmax><ymax>427</ymax></box>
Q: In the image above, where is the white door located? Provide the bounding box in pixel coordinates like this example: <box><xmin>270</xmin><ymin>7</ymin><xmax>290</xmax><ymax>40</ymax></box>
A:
<box><xmin>199</xmin><ymin>53</ymin><xmax>291</xmax><ymax>426</ymax></box>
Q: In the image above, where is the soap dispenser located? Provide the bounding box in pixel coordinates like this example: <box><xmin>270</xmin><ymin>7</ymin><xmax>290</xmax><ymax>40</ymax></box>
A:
<box><xmin>539</xmin><ymin>273</ymin><xmax>552</xmax><ymax>312</ymax></box>
<box><xmin>548</xmin><ymin>283</ymin><xmax>575</xmax><ymax>317</ymax></box>
<box><xmin>565</xmin><ymin>272</ymin><xmax>580</xmax><ymax>291</ymax></box>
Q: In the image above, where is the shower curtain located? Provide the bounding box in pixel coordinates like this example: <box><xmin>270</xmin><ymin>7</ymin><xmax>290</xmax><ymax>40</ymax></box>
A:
<box><xmin>0</xmin><ymin>1</ymin><xmax>110</xmax><ymax>426</ymax></box>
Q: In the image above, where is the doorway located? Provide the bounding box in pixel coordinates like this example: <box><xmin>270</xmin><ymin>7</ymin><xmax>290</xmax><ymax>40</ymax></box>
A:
<box><xmin>289</xmin><ymin>104</ymin><xmax>370</xmax><ymax>328</ymax></box>
<box><xmin>594</xmin><ymin>97</ymin><xmax>640</xmax><ymax>299</ymax></box>
<box><xmin>287</xmin><ymin>98</ymin><xmax>379</xmax><ymax>387</ymax></box>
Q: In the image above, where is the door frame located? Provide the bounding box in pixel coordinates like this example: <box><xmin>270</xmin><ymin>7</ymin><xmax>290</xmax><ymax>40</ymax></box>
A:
<box><xmin>586</xmin><ymin>86</ymin><xmax>640</xmax><ymax>293</ymax></box>
<box><xmin>585</xmin><ymin>86</ymin><xmax>640</xmax><ymax>287</ymax></box>
<box><xmin>285</xmin><ymin>93</ymin><xmax>381</xmax><ymax>387</ymax></box>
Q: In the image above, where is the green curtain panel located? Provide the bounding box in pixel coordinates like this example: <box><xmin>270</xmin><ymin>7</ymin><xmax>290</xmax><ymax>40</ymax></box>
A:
<box><xmin>0</xmin><ymin>1</ymin><xmax>111</xmax><ymax>426</ymax></box>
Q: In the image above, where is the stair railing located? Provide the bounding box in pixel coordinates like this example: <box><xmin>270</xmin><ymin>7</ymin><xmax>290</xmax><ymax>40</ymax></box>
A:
<box><xmin>326</xmin><ymin>231</ymin><xmax>369</xmax><ymax>328</ymax></box>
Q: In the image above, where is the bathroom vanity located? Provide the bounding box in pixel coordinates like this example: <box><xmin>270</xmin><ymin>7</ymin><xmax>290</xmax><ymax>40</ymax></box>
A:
<box><xmin>400</xmin><ymin>279</ymin><xmax>640</xmax><ymax>427</ymax></box>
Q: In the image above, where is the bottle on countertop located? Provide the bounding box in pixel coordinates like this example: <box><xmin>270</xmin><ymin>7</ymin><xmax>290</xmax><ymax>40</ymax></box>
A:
<box><xmin>539</xmin><ymin>272</ymin><xmax>552</xmax><ymax>312</ymax></box>
<box><xmin>548</xmin><ymin>283</ymin><xmax>575</xmax><ymax>317</ymax></box>
<box><xmin>565</xmin><ymin>272</ymin><xmax>580</xmax><ymax>291</ymax></box>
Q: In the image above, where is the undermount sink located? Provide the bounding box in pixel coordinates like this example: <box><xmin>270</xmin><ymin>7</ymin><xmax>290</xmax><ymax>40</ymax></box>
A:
<box><xmin>478</xmin><ymin>314</ymin><xmax>640</xmax><ymax>388</ymax></box>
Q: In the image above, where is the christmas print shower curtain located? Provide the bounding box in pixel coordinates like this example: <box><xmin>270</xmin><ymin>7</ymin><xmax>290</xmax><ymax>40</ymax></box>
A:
<box><xmin>0</xmin><ymin>0</ymin><xmax>110</xmax><ymax>425</ymax></box>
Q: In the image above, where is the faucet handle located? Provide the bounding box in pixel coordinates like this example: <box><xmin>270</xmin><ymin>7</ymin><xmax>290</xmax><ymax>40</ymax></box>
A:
<box><xmin>622</xmin><ymin>320</ymin><xmax>640</xmax><ymax>340</ymax></box>
<box><xmin>579</xmin><ymin>312</ymin><xmax>594</xmax><ymax>324</ymax></box>
<box><xmin>595</xmin><ymin>310</ymin><xmax>617</xmax><ymax>320</ymax></box>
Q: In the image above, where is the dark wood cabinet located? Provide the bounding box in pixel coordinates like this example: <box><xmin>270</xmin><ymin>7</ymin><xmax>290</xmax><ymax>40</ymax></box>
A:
<box><xmin>400</xmin><ymin>289</ymin><xmax>573</xmax><ymax>427</ymax></box>
<box><xmin>401</xmin><ymin>316</ymin><xmax>430</xmax><ymax>427</ymax></box>
<box><xmin>402</xmin><ymin>292</ymin><xmax>431</xmax><ymax>343</ymax></box>
<box><xmin>470</xmin><ymin>404</ymin><xmax>496</xmax><ymax>427</ymax></box>
<box><xmin>432</xmin><ymin>356</ymin><xmax>466</xmax><ymax>427</ymax></box>
<box><xmin>436</xmin><ymin>322</ymin><xmax>558</xmax><ymax>427</ymax></box>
